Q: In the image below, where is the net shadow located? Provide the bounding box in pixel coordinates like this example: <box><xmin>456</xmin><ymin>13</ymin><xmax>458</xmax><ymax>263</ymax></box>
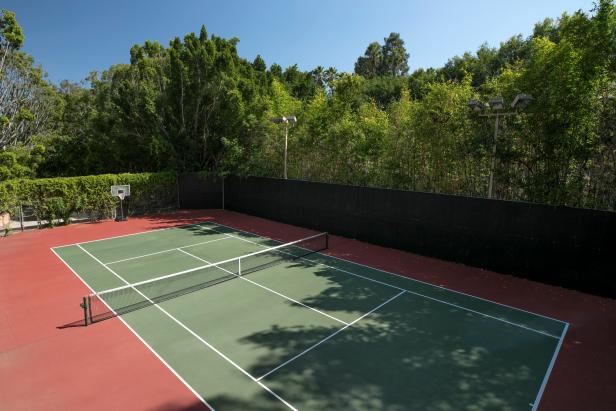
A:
<box><xmin>57</xmin><ymin>318</ymin><xmax>87</xmax><ymax>329</ymax></box>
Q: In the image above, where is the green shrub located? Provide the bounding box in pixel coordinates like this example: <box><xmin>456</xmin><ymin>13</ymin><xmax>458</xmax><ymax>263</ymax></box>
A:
<box><xmin>39</xmin><ymin>197</ymin><xmax>65</xmax><ymax>227</ymax></box>
<box><xmin>0</xmin><ymin>172</ymin><xmax>178</xmax><ymax>225</ymax></box>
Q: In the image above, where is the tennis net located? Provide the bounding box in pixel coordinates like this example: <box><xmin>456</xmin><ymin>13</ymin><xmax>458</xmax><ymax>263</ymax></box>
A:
<box><xmin>81</xmin><ymin>232</ymin><xmax>328</xmax><ymax>325</ymax></box>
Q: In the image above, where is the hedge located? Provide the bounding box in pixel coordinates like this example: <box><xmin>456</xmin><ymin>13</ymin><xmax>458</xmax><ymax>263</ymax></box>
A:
<box><xmin>0</xmin><ymin>172</ymin><xmax>178</xmax><ymax>227</ymax></box>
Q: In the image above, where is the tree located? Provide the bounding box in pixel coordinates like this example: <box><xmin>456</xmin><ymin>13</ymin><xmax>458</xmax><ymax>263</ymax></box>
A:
<box><xmin>354</xmin><ymin>33</ymin><xmax>409</xmax><ymax>78</ymax></box>
<box><xmin>0</xmin><ymin>143</ymin><xmax>44</xmax><ymax>180</ymax></box>
<box><xmin>0</xmin><ymin>10</ymin><xmax>56</xmax><ymax>150</ymax></box>
<box><xmin>252</xmin><ymin>55</ymin><xmax>266</xmax><ymax>71</ymax></box>
<box><xmin>362</xmin><ymin>75</ymin><xmax>407</xmax><ymax>108</ymax></box>
<box><xmin>282</xmin><ymin>64</ymin><xmax>318</xmax><ymax>99</ymax></box>
<box><xmin>59</xmin><ymin>25</ymin><xmax>276</xmax><ymax>176</ymax></box>
<box><xmin>354</xmin><ymin>33</ymin><xmax>410</xmax><ymax>78</ymax></box>
<box><xmin>382</xmin><ymin>33</ymin><xmax>409</xmax><ymax>76</ymax></box>
<box><xmin>268</xmin><ymin>63</ymin><xmax>283</xmax><ymax>80</ymax></box>
<box><xmin>0</xmin><ymin>9</ymin><xmax>23</xmax><ymax>74</ymax></box>
<box><xmin>354</xmin><ymin>42</ymin><xmax>383</xmax><ymax>78</ymax></box>
<box><xmin>311</xmin><ymin>66</ymin><xmax>339</xmax><ymax>97</ymax></box>
<box><xmin>408</xmin><ymin>67</ymin><xmax>440</xmax><ymax>99</ymax></box>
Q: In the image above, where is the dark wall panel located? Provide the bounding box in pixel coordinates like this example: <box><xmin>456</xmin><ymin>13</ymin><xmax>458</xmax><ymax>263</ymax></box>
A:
<box><xmin>225</xmin><ymin>176</ymin><xmax>616</xmax><ymax>298</ymax></box>
<box><xmin>178</xmin><ymin>174</ymin><xmax>223</xmax><ymax>209</ymax></box>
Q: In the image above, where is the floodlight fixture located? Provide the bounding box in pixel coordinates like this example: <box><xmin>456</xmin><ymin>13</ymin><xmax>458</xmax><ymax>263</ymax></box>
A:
<box><xmin>511</xmin><ymin>93</ymin><xmax>533</xmax><ymax>109</ymax></box>
<box><xmin>271</xmin><ymin>117</ymin><xmax>287</xmax><ymax>124</ymax></box>
<box><xmin>468</xmin><ymin>99</ymin><xmax>484</xmax><ymax>112</ymax></box>
<box><xmin>286</xmin><ymin>115</ymin><xmax>297</xmax><ymax>124</ymax></box>
<box><xmin>488</xmin><ymin>97</ymin><xmax>504</xmax><ymax>111</ymax></box>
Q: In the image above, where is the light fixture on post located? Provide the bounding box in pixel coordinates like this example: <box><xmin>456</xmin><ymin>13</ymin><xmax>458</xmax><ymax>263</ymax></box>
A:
<box><xmin>468</xmin><ymin>94</ymin><xmax>532</xmax><ymax>199</ymax></box>
<box><xmin>270</xmin><ymin>115</ymin><xmax>298</xmax><ymax>179</ymax></box>
<box><xmin>468</xmin><ymin>100</ymin><xmax>485</xmax><ymax>112</ymax></box>
<box><xmin>511</xmin><ymin>93</ymin><xmax>533</xmax><ymax>109</ymax></box>
<box><xmin>488</xmin><ymin>97</ymin><xmax>504</xmax><ymax>111</ymax></box>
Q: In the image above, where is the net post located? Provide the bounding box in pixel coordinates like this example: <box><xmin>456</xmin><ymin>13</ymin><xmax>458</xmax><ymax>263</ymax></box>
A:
<box><xmin>325</xmin><ymin>232</ymin><xmax>329</xmax><ymax>250</ymax></box>
<box><xmin>19</xmin><ymin>204</ymin><xmax>24</xmax><ymax>232</ymax></box>
<box><xmin>87</xmin><ymin>295</ymin><xmax>93</xmax><ymax>324</ymax></box>
<box><xmin>81</xmin><ymin>297</ymin><xmax>89</xmax><ymax>326</ymax></box>
<box><xmin>238</xmin><ymin>258</ymin><xmax>242</xmax><ymax>276</ymax></box>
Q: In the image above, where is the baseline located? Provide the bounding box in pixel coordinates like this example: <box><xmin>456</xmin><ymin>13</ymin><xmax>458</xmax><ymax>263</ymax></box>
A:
<box><xmin>54</xmin><ymin>221</ymin><xmax>213</xmax><ymax>248</ymax></box>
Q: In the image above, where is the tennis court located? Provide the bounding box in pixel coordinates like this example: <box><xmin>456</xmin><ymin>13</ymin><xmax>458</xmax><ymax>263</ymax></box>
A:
<box><xmin>52</xmin><ymin>221</ymin><xmax>568</xmax><ymax>411</ymax></box>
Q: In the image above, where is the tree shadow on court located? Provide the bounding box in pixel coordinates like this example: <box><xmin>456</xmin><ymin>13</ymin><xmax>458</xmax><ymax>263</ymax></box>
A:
<box><xmin>205</xmin><ymin>262</ymin><xmax>553</xmax><ymax>411</ymax></box>
<box><xmin>177</xmin><ymin>221</ymin><xmax>273</xmax><ymax>243</ymax></box>
<box><xmin>135</xmin><ymin>214</ymin><xmax>216</xmax><ymax>230</ymax></box>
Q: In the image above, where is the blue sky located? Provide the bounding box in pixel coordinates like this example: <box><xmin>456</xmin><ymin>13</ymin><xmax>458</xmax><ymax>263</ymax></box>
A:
<box><xmin>3</xmin><ymin>0</ymin><xmax>596</xmax><ymax>84</ymax></box>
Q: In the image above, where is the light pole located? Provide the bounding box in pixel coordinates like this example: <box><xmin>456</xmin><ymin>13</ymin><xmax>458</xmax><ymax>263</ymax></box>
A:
<box><xmin>271</xmin><ymin>115</ymin><xmax>297</xmax><ymax>179</ymax></box>
<box><xmin>468</xmin><ymin>94</ymin><xmax>532</xmax><ymax>199</ymax></box>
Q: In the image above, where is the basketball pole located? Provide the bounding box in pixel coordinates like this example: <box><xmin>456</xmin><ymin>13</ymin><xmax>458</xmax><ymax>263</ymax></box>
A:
<box><xmin>116</xmin><ymin>195</ymin><xmax>127</xmax><ymax>222</ymax></box>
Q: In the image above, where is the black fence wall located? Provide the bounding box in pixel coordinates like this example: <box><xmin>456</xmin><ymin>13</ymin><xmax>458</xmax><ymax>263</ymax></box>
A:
<box><xmin>178</xmin><ymin>173</ymin><xmax>223</xmax><ymax>209</ymax></box>
<box><xmin>224</xmin><ymin>176</ymin><xmax>616</xmax><ymax>298</ymax></box>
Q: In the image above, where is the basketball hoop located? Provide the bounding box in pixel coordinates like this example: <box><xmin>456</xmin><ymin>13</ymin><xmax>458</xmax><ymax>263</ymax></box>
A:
<box><xmin>111</xmin><ymin>185</ymin><xmax>130</xmax><ymax>222</ymax></box>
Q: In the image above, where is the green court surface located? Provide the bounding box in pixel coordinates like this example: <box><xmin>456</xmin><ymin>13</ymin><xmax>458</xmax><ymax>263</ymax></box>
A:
<box><xmin>52</xmin><ymin>222</ymin><xmax>568</xmax><ymax>411</ymax></box>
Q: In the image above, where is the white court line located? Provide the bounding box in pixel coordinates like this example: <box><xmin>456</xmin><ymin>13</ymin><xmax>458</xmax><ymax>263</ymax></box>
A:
<box><xmin>209</xmin><ymin>221</ymin><xmax>568</xmax><ymax>326</ymax></box>
<box><xmin>106</xmin><ymin>236</ymin><xmax>231</xmax><ymax>265</ymax></box>
<box><xmin>207</xmin><ymin>227</ymin><xmax>561</xmax><ymax>339</ymax></box>
<box><xmin>176</xmin><ymin>248</ymin><xmax>349</xmax><ymax>326</ymax></box>
<box><xmin>74</xmin><ymin>244</ymin><xmax>297</xmax><ymax>411</ymax></box>
<box><xmin>530</xmin><ymin>323</ymin><xmax>569</xmax><ymax>411</ymax></box>
<box><xmin>54</xmin><ymin>221</ymin><xmax>212</xmax><ymax>248</ymax></box>
<box><xmin>50</xmin><ymin>248</ymin><xmax>216</xmax><ymax>411</ymax></box>
<box><xmin>257</xmin><ymin>290</ymin><xmax>407</xmax><ymax>381</ymax></box>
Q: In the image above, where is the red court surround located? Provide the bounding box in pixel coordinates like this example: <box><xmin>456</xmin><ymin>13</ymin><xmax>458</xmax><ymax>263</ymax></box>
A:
<box><xmin>1</xmin><ymin>209</ymin><xmax>614</xmax><ymax>410</ymax></box>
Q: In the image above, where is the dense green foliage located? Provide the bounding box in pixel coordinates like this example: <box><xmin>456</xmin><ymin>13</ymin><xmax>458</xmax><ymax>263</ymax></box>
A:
<box><xmin>0</xmin><ymin>172</ymin><xmax>177</xmax><ymax>226</ymax></box>
<box><xmin>1</xmin><ymin>2</ymin><xmax>615</xmax><ymax>211</ymax></box>
<box><xmin>0</xmin><ymin>10</ymin><xmax>57</xmax><ymax>152</ymax></box>
<box><xmin>354</xmin><ymin>33</ymin><xmax>410</xmax><ymax>78</ymax></box>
